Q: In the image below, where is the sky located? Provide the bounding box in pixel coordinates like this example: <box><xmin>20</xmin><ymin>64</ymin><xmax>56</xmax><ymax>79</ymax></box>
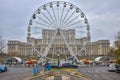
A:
<box><xmin>0</xmin><ymin>0</ymin><xmax>120</xmax><ymax>46</ymax></box>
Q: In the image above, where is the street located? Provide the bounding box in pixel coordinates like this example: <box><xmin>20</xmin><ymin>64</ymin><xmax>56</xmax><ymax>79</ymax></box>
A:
<box><xmin>0</xmin><ymin>65</ymin><xmax>120</xmax><ymax>80</ymax></box>
<box><xmin>0</xmin><ymin>66</ymin><xmax>33</xmax><ymax>80</ymax></box>
<box><xmin>78</xmin><ymin>66</ymin><xmax>120</xmax><ymax>80</ymax></box>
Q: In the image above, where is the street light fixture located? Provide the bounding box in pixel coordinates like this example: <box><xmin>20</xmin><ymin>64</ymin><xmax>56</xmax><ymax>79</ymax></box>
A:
<box><xmin>57</xmin><ymin>52</ymin><xmax>60</xmax><ymax>67</ymax></box>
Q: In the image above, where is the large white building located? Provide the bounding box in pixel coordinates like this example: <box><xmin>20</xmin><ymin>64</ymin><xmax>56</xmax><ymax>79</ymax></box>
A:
<box><xmin>7</xmin><ymin>29</ymin><xmax>110</xmax><ymax>56</ymax></box>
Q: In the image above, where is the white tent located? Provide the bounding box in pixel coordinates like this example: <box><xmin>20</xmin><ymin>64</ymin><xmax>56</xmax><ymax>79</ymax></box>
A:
<box><xmin>13</xmin><ymin>57</ymin><xmax>23</xmax><ymax>64</ymax></box>
<box><xmin>95</xmin><ymin>56</ymin><xmax>102</xmax><ymax>62</ymax></box>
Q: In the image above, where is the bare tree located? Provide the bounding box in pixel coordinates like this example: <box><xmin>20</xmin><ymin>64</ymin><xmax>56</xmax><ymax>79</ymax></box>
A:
<box><xmin>0</xmin><ymin>35</ymin><xmax>5</xmax><ymax>54</ymax></box>
<box><xmin>115</xmin><ymin>31</ymin><xmax>120</xmax><ymax>40</ymax></box>
<box><xmin>114</xmin><ymin>31</ymin><xmax>120</xmax><ymax>47</ymax></box>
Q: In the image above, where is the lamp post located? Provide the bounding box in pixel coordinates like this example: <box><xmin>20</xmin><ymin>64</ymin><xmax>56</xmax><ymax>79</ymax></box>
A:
<box><xmin>57</xmin><ymin>52</ymin><xmax>60</xmax><ymax>67</ymax></box>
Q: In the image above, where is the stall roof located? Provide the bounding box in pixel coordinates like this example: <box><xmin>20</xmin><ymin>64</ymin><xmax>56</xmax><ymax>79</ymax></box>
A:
<box><xmin>95</xmin><ymin>56</ymin><xmax>102</xmax><ymax>62</ymax></box>
<box><xmin>13</xmin><ymin>57</ymin><xmax>22</xmax><ymax>62</ymax></box>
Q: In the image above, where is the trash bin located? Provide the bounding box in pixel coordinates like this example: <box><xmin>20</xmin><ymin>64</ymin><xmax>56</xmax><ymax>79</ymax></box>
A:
<box><xmin>47</xmin><ymin>65</ymin><xmax>51</xmax><ymax>70</ymax></box>
<box><xmin>33</xmin><ymin>67</ymin><xmax>38</xmax><ymax>76</ymax></box>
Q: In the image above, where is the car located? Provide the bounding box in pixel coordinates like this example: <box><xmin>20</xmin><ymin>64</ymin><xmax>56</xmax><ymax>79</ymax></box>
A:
<box><xmin>0</xmin><ymin>64</ymin><xmax>7</xmax><ymax>72</ymax></box>
<box><xmin>62</xmin><ymin>63</ymin><xmax>78</xmax><ymax>68</ymax></box>
<box><xmin>24</xmin><ymin>59</ymin><xmax>37</xmax><ymax>66</ymax></box>
<box><xmin>108</xmin><ymin>63</ymin><xmax>119</xmax><ymax>72</ymax></box>
<box><xmin>116</xmin><ymin>68</ymin><xmax>120</xmax><ymax>74</ymax></box>
<box><xmin>116</xmin><ymin>66</ymin><xmax>120</xmax><ymax>74</ymax></box>
<box><xmin>48</xmin><ymin>63</ymin><xmax>58</xmax><ymax>68</ymax></box>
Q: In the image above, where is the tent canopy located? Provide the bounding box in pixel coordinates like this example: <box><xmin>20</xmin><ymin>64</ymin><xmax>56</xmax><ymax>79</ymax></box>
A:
<box><xmin>95</xmin><ymin>56</ymin><xmax>102</xmax><ymax>62</ymax></box>
<box><xmin>13</xmin><ymin>57</ymin><xmax>22</xmax><ymax>63</ymax></box>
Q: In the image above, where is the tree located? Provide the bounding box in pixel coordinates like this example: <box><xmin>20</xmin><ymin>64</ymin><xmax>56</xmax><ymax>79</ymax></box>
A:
<box><xmin>115</xmin><ymin>31</ymin><xmax>120</xmax><ymax>40</ymax></box>
<box><xmin>110</xmin><ymin>46</ymin><xmax>120</xmax><ymax>65</ymax></box>
<box><xmin>0</xmin><ymin>35</ymin><xmax>5</xmax><ymax>54</ymax></box>
<box><xmin>110</xmin><ymin>32</ymin><xmax>120</xmax><ymax>65</ymax></box>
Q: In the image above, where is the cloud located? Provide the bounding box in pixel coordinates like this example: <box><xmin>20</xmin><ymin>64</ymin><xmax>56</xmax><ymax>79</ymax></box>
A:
<box><xmin>0</xmin><ymin>0</ymin><xmax>120</xmax><ymax>45</ymax></box>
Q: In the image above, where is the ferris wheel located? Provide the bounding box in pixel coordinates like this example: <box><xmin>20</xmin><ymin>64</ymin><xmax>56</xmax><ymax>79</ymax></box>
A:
<box><xmin>27</xmin><ymin>1</ymin><xmax>90</xmax><ymax>39</ymax></box>
<box><xmin>27</xmin><ymin>1</ymin><xmax>91</xmax><ymax>63</ymax></box>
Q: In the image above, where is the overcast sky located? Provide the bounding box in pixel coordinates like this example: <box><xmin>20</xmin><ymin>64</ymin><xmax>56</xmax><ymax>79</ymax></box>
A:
<box><xmin>0</xmin><ymin>0</ymin><xmax>120</xmax><ymax>46</ymax></box>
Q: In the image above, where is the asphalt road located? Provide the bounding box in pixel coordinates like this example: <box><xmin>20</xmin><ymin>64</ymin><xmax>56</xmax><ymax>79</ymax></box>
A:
<box><xmin>0</xmin><ymin>66</ymin><xmax>33</xmax><ymax>80</ymax></box>
<box><xmin>1</xmin><ymin>65</ymin><xmax>120</xmax><ymax>80</ymax></box>
<box><xmin>78</xmin><ymin>66</ymin><xmax>120</xmax><ymax>80</ymax></box>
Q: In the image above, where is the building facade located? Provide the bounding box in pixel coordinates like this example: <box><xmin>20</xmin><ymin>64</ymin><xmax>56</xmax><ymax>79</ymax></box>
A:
<box><xmin>86</xmin><ymin>40</ymin><xmax>110</xmax><ymax>56</ymax></box>
<box><xmin>7</xmin><ymin>29</ymin><xmax>110</xmax><ymax>56</ymax></box>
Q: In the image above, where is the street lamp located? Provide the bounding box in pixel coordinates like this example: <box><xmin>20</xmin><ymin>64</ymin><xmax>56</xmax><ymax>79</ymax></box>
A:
<box><xmin>57</xmin><ymin>52</ymin><xmax>60</xmax><ymax>67</ymax></box>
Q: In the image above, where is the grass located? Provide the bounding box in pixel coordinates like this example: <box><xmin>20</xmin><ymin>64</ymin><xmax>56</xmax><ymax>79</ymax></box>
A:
<box><xmin>39</xmin><ymin>68</ymin><xmax>86</xmax><ymax>78</ymax></box>
<box><xmin>31</xmin><ymin>67</ymin><xmax>91</xmax><ymax>80</ymax></box>
<box><xmin>0</xmin><ymin>55</ymin><xmax>9</xmax><ymax>62</ymax></box>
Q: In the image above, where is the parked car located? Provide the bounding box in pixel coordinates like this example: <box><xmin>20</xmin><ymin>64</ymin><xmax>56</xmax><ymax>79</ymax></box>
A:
<box><xmin>62</xmin><ymin>63</ymin><xmax>78</xmax><ymax>68</ymax></box>
<box><xmin>108</xmin><ymin>63</ymin><xmax>119</xmax><ymax>72</ymax></box>
<box><xmin>24</xmin><ymin>59</ymin><xmax>37</xmax><ymax>66</ymax></box>
<box><xmin>0</xmin><ymin>64</ymin><xmax>7</xmax><ymax>72</ymax></box>
<box><xmin>48</xmin><ymin>63</ymin><xmax>58</xmax><ymax>68</ymax></box>
<box><xmin>116</xmin><ymin>68</ymin><xmax>120</xmax><ymax>74</ymax></box>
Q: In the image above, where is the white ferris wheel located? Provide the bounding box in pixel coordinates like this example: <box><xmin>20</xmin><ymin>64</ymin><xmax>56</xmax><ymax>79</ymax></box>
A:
<box><xmin>27</xmin><ymin>1</ymin><xmax>91</xmax><ymax>63</ymax></box>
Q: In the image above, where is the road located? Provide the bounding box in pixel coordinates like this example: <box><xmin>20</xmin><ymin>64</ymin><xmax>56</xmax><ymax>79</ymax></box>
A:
<box><xmin>1</xmin><ymin>65</ymin><xmax>120</xmax><ymax>80</ymax></box>
<box><xmin>78</xmin><ymin>66</ymin><xmax>120</xmax><ymax>80</ymax></box>
<box><xmin>0</xmin><ymin>66</ymin><xmax>33</xmax><ymax>80</ymax></box>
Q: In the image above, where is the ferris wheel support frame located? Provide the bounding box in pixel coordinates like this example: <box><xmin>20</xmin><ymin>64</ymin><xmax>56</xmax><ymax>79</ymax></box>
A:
<box><xmin>38</xmin><ymin>28</ymin><xmax>79</xmax><ymax>63</ymax></box>
<box><xmin>27</xmin><ymin>42</ymin><xmax>40</xmax><ymax>56</ymax></box>
<box><xmin>38</xmin><ymin>29</ymin><xmax>58</xmax><ymax>63</ymax></box>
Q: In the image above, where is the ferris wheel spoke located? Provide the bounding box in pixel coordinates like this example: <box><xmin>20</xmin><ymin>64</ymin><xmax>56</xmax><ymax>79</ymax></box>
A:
<box><xmin>74</xmin><ymin>26</ymin><xmax>84</xmax><ymax>28</ymax></box>
<box><xmin>64</xmin><ymin>11</ymin><xmax>75</xmax><ymax>24</ymax></box>
<box><xmin>41</xmin><ymin>12</ymin><xmax>53</xmax><ymax>25</ymax></box>
<box><xmin>31</xmin><ymin>32</ymin><xmax>42</xmax><ymax>34</ymax></box>
<box><xmin>61</xmin><ymin>8</ymin><xmax>70</xmax><ymax>25</ymax></box>
<box><xmin>46</xmin><ymin>9</ymin><xmax>56</xmax><ymax>24</ymax></box>
<box><xmin>67</xmin><ymin>20</ymin><xmax>83</xmax><ymax>28</ymax></box>
<box><xmin>57</xmin><ymin>6</ymin><xmax>59</xmax><ymax>25</ymax></box>
<box><xmin>34</xmin><ymin>21</ymin><xmax>50</xmax><ymax>28</ymax></box>
<box><xmin>60</xmin><ymin>7</ymin><xmax>65</xmax><ymax>26</ymax></box>
<box><xmin>76</xmin><ymin>24</ymin><xmax>86</xmax><ymax>29</ymax></box>
<box><xmin>52</xmin><ymin>7</ymin><xmax>57</xmax><ymax>26</ymax></box>
<box><xmin>66</xmin><ymin>25</ymin><xmax>83</xmax><ymax>29</ymax></box>
<box><xmin>76</xmin><ymin>31</ymin><xmax>86</xmax><ymax>33</ymax></box>
<box><xmin>37</xmin><ymin>16</ymin><xmax>51</xmax><ymax>25</ymax></box>
<box><xmin>65</xmin><ymin>14</ymin><xmax>81</xmax><ymax>26</ymax></box>
<box><xmin>31</xmin><ymin>26</ymin><xmax>44</xmax><ymax>29</ymax></box>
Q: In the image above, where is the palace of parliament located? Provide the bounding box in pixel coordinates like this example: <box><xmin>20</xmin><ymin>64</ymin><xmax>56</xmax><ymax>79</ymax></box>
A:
<box><xmin>7</xmin><ymin>29</ymin><xmax>110</xmax><ymax>56</ymax></box>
